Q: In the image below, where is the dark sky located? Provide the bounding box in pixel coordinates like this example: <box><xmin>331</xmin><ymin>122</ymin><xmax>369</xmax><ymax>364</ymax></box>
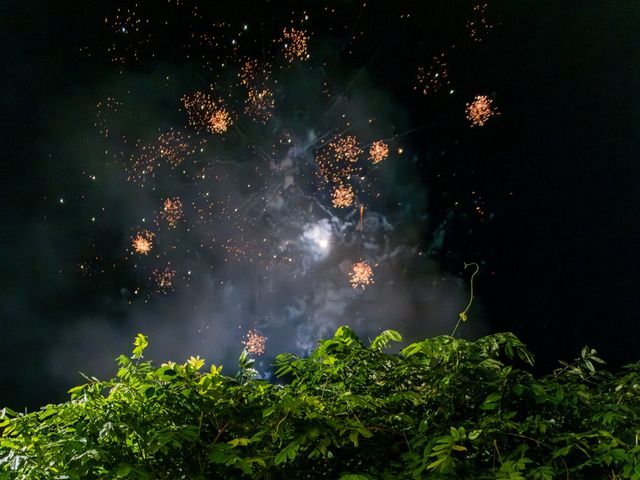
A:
<box><xmin>2</xmin><ymin>0</ymin><xmax>639</xmax><ymax>410</ymax></box>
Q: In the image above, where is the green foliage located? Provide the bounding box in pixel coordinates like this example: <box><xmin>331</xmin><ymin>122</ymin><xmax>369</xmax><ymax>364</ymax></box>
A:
<box><xmin>1</xmin><ymin>328</ymin><xmax>639</xmax><ymax>479</ymax></box>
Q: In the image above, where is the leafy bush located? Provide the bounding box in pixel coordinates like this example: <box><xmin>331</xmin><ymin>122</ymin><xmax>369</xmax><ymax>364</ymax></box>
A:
<box><xmin>1</xmin><ymin>328</ymin><xmax>639</xmax><ymax>479</ymax></box>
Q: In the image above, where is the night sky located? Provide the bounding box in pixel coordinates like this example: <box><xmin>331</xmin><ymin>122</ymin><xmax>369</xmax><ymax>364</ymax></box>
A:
<box><xmin>2</xmin><ymin>0</ymin><xmax>639</xmax><ymax>410</ymax></box>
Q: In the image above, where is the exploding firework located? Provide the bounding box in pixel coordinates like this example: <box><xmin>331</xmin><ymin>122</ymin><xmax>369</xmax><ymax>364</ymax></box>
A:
<box><xmin>467</xmin><ymin>2</ymin><xmax>494</xmax><ymax>43</ymax></box>
<box><xmin>245</xmin><ymin>88</ymin><xmax>275</xmax><ymax>123</ymax></box>
<box><xmin>160</xmin><ymin>197</ymin><xmax>184</xmax><ymax>228</ymax></box>
<box><xmin>209</xmin><ymin>108</ymin><xmax>232</xmax><ymax>134</ymax></box>
<box><xmin>127</xmin><ymin>143</ymin><xmax>161</xmax><ymax>186</ymax></box>
<box><xmin>332</xmin><ymin>185</ymin><xmax>355</xmax><ymax>208</ymax></box>
<box><xmin>153</xmin><ymin>266</ymin><xmax>176</xmax><ymax>292</ymax></box>
<box><xmin>416</xmin><ymin>53</ymin><xmax>450</xmax><ymax>96</ymax></box>
<box><xmin>349</xmin><ymin>261</ymin><xmax>374</xmax><ymax>289</ymax></box>
<box><xmin>242</xmin><ymin>329</ymin><xmax>266</xmax><ymax>355</ymax></box>
<box><xmin>466</xmin><ymin>95</ymin><xmax>498</xmax><ymax>127</ymax></box>
<box><xmin>315</xmin><ymin>135</ymin><xmax>363</xmax><ymax>184</ymax></box>
<box><xmin>181</xmin><ymin>91</ymin><xmax>231</xmax><ymax>134</ymax></box>
<box><xmin>281</xmin><ymin>27</ymin><xmax>309</xmax><ymax>62</ymax></box>
<box><xmin>369</xmin><ymin>140</ymin><xmax>389</xmax><ymax>164</ymax></box>
<box><xmin>132</xmin><ymin>230</ymin><xmax>155</xmax><ymax>255</ymax></box>
<box><xmin>157</xmin><ymin>128</ymin><xmax>202</xmax><ymax>167</ymax></box>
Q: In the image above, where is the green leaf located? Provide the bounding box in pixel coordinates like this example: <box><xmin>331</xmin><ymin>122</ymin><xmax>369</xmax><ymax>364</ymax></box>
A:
<box><xmin>228</xmin><ymin>437</ymin><xmax>250</xmax><ymax>447</ymax></box>
<box><xmin>132</xmin><ymin>333</ymin><xmax>148</xmax><ymax>359</ymax></box>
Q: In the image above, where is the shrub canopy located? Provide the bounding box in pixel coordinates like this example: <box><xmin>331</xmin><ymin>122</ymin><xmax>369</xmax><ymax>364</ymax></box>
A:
<box><xmin>1</xmin><ymin>327</ymin><xmax>639</xmax><ymax>479</ymax></box>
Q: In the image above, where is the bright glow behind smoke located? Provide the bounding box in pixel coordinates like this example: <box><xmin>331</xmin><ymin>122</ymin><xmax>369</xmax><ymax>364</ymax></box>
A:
<box><xmin>301</xmin><ymin>219</ymin><xmax>332</xmax><ymax>262</ymax></box>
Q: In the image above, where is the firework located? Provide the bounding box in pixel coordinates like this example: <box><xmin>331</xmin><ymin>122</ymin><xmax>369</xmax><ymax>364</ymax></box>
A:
<box><xmin>157</xmin><ymin>128</ymin><xmax>202</xmax><ymax>167</ymax></box>
<box><xmin>465</xmin><ymin>95</ymin><xmax>498</xmax><ymax>127</ymax></box>
<box><xmin>126</xmin><ymin>143</ymin><xmax>160</xmax><ymax>186</ymax></box>
<box><xmin>281</xmin><ymin>27</ymin><xmax>310</xmax><ymax>62</ymax></box>
<box><xmin>153</xmin><ymin>266</ymin><xmax>176</xmax><ymax>292</ymax></box>
<box><xmin>160</xmin><ymin>197</ymin><xmax>184</xmax><ymax>228</ymax></box>
<box><xmin>95</xmin><ymin>97</ymin><xmax>124</xmax><ymax>140</ymax></box>
<box><xmin>349</xmin><ymin>261</ymin><xmax>374</xmax><ymax>289</ymax></box>
<box><xmin>415</xmin><ymin>53</ymin><xmax>450</xmax><ymax>96</ymax></box>
<box><xmin>132</xmin><ymin>230</ymin><xmax>155</xmax><ymax>255</ymax></box>
<box><xmin>104</xmin><ymin>6</ymin><xmax>151</xmax><ymax>65</ymax></box>
<box><xmin>315</xmin><ymin>135</ymin><xmax>363</xmax><ymax>184</ymax></box>
<box><xmin>332</xmin><ymin>185</ymin><xmax>355</xmax><ymax>208</ymax></box>
<box><xmin>369</xmin><ymin>140</ymin><xmax>389</xmax><ymax>164</ymax></box>
<box><xmin>245</xmin><ymin>87</ymin><xmax>275</xmax><ymax>123</ymax></box>
<box><xmin>181</xmin><ymin>91</ymin><xmax>232</xmax><ymax>134</ymax></box>
<box><xmin>242</xmin><ymin>329</ymin><xmax>266</xmax><ymax>355</ymax></box>
<box><xmin>208</xmin><ymin>108</ymin><xmax>231</xmax><ymax>134</ymax></box>
<box><xmin>467</xmin><ymin>3</ymin><xmax>494</xmax><ymax>43</ymax></box>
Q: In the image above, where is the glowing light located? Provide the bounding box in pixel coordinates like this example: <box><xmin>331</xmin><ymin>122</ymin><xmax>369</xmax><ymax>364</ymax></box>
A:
<box><xmin>282</xmin><ymin>27</ymin><xmax>309</xmax><ymax>62</ymax></box>
<box><xmin>466</xmin><ymin>95</ymin><xmax>498</xmax><ymax>127</ymax></box>
<box><xmin>242</xmin><ymin>329</ymin><xmax>266</xmax><ymax>355</ymax></box>
<box><xmin>332</xmin><ymin>185</ymin><xmax>355</xmax><ymax>208</ymax></box>
<box><xmin>302</xmin><ymin>220</ymin><xmax>332</xmax><ymax>260</ymax></box>
<box><xmin>132</xmin><ymin>230</ymin><xmax>154</xmax><ymax>255</ymax></box>
<box><xmin>161</xmin><ymin>197</ymin><xmax>184</xmax><ymax>228</ymax></box>
<box><xmin>369</xmin><ymin>140</ymin><xmax>389</xmax><ymax>164</ymax></box>
<box><xmin>349</xmin><ymin>261</ymin><xmax>374</xmax><ymax>289</ymax></box>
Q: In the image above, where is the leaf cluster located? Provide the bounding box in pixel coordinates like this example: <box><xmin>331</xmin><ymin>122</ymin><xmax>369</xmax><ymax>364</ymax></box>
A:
<box><xmin>1</xmin><ymin>329</ymin><xmax>639</xmax><ymax>479</ymax></box>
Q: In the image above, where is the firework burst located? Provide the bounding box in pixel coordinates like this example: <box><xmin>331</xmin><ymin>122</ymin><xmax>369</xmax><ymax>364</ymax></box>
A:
<box><xmin>242</xmin><ymin>329</ymin><xmax>266</xmax><ymax>355</ymax></box>
<box><xmin>281</xmin><ymin>27</ymin><xmax>310</xmax><ymax>62</ymax></box>
<box><xmin>153</xmin><ymin>266</ymin><xmax>176</xmax><ymax>293</ymax></box>
<box><xmin>369</xmin><ymin>140</ymin><xmax>389</xmax><ymax>164</ymax></box>
<box><xmin>466</xmin><ymin>95</ymin><xmax>498</xmax><ymax>127</ymax></box>
<box><xmin>332</xmin><ymin>185</ymin><xmax>355</xmax><ymax>208</ymax></box>
<box><xmin>315</xmin><ymin>135</ymin><xmax>363</xmax><ymax>184</ymax></box>
<box><xmin>160</xmin><ymin>197</ymin><xmax>184</xmax><ymax>228</ymax></box>
<box><xmin>349</xmin><ymin>261</ymin><xmax>374</xmax><ymax>289</ymax></box>
<box><xmin>132</xmin><ymin>230</ymin><xmax>155</xmax><ymax>255</ymax></box>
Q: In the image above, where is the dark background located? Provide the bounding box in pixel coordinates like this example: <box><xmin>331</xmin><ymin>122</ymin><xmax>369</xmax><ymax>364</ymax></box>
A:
<box><xmin>2</xmin><ymin>0</ymin><xmax>639</xmax><ymax>409</ymax></box>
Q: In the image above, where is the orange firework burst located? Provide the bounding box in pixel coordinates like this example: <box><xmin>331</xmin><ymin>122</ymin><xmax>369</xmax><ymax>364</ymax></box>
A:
<box><xmin>153</xmin><ymin>266</ymin><xmax>176</xmax><ymax>292</ymax></box>
<box><xmin>332</xmin><ymin>184</ymin><xmax>355</xmax><ymax>208</ymax></box>
<box><xmin>245</xmin><ymin>87</ymin><xmax>274</xmax><ymax>123</ymax></box>
<box><xmin>208</xmin><ymin>108</ymin><xmax>231</xmax><ymax>134</ymax></box>
<box><xmin>315</xmin><ymin>135</ymin><xmax>363</xmax><ymax>184</ymax></box>
<box><xmin>349</xmin><ymin>261</ymin><xmax>374</xmax><ymax>289</ymax></box>
<box><xmin>181</xmin><ymin>90</ymin><xmax>231</xmax><ymax>134</ymax></box>
<box><xmin>157</xmin><ymin>128</ymin><xmax>202</xmax><ymax>167</ymax></box>
<box><xmin>466</xmin><ymin>95</ymin><xmax>498</xmax><ymax>127</ymax></box>
<box><xmin>369</xmin><ymin>140</ymin><xmax>389</xmax><ymax>164</ymax></box>
<box><xmin>161</xmin><ymin>197</ymin><xmax>183</xmax><ymax>228</ymax></box>
<box><xmin>242</xmin><ymin>329</ymin><xmax>266</xmax><ymax>355</ymax></box>
<box><xmin>132</xmin><ymin>230</ymin><xmax>155</xmax><ymax>255</ymax></box>
<box><xmin>281</xmin><ymin>27</ymin><xmax>309</xmax><ymax>62</ymax></box>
